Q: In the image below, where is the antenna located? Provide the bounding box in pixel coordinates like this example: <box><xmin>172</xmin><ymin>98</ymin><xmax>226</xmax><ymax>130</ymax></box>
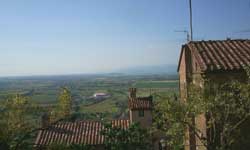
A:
<box><xmin>175</xmin><ymin>30</ymin><xmax>190</xmax><ymax>42</ymax></box>
<box><xmin>189</xmin><ymin>0</ymin><xmax>193</xmax><ymax>41</ymax></box>
<box><xmin>234</xmin><ymin>29</ymin><xmax>250</xmax><ymax>33</ymax></box>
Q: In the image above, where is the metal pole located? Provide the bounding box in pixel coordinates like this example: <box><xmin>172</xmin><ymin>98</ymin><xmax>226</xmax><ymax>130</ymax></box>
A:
<box><xmin>189</xmin><ymin>0</ymin><xmax>193</xmax><ymax>41</ymax></box>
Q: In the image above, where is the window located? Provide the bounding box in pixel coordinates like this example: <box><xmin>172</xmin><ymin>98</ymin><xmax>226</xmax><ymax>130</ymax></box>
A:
<box><xmin>138</xmin><ymin>110</ymin><xmax>144</xmax><ymax>117</ymax></box>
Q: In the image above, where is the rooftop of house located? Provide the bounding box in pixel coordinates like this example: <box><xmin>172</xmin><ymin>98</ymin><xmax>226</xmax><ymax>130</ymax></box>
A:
<box><xmin>128</xmin><ymin>96</ymin><xmax>153</xmax><ymax>110</ymax></box>
<box><xmin>35</xmin><ymin>119</ymin><xmax>130</xmax><ymax>147</ymax></box>
<box><xmin>178</xmin><ymin>39</ymin><xmax>250</xmax><ymax>72</ymax></box>
<box><xmin>128</xmin><ymin>88</ymin><xmax>153</xmax><ymax>110</ymax></box>
<box><xmin>35</xmin><ymin>88</ymin><xmax>153</xmax><ymax>147</ymax></box>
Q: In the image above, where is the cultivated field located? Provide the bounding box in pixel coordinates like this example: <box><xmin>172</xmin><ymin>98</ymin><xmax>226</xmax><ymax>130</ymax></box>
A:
<box><xmin>0</xmin><ymin>74</ymin><xmax>179</xmax><ymax>119</ymax></box>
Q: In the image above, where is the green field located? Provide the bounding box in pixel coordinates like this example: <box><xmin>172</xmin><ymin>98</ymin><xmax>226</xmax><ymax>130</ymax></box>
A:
<box><xmin>134</xmin><ymin>80</ymin><xmax>179</xmax><ymax>88</ymax></box>
<box><xmin>0</xmin><ymin>74</ymin><xmax>179</xmax><ymax>119</ymax></box>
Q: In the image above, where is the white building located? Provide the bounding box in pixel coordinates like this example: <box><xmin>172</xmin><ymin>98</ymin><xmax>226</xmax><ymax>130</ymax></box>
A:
<box><xmin>93</xmin><ymin>93</ymin><xmax>110</xmax><ymax>99</ymax></box>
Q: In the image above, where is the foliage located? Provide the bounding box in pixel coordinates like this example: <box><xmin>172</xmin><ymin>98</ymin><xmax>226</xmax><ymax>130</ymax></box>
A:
<box><xmin>0</xmin><ymin>95</ymin><xmax>38</xmax><ymax>150</ymax></box>
<box><xmin>200</xmin><ymin>80</ymin><xmax>250</xmax><ymax>150</ymax></box>
<box><xmin>46</xmin><ymin>143</ymin><xmax>94</xmax><ymax>150</ymax></box>
<box><xmin>101</xmin><ymin>122</ymin><xmax>152</xmax><ymax>150</ymax></box>
<box><xmin>57</xmin><ymin>87</ymin><xmax>72</xmax><ymax>119</ymax></box>
<box><xmin>155</xmin><ymin>69</ymin><xmax>250</xmax><ymax>150</ymax></box>
<box><xmin>153</xmin><ymin>95</ymin><xmax>185</xmax><ymax>150</ymax></box>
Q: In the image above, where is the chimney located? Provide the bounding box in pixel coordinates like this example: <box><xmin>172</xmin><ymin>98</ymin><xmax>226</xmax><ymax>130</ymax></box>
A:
<box><xmin>41</xmin><ymin>113</ymin><xmax>50</xmax><ymax>128</ymax></box>
<box><xmin>129</xmin><ymin>88</ymin><xmax>137</xmax><ymax>98</ymax></box>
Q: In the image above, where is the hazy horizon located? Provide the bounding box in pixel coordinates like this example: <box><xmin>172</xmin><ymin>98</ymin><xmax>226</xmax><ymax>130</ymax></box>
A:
<box><xmin>1</xmin><ymin>0</ymin><xmax>250</xmax><ymax>76</ymax></box>
<box><xmin>0</xmin><ymin>64</ymin><xmax>178</xmax><ymax>77</ymax></box>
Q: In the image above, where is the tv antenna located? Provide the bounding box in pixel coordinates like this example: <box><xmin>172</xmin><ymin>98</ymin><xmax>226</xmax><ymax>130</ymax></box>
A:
<box><xmin>175</xmin><ymin>30</ymin><xmax>190</xmax><ymax>42</ymax></box>
<box><xmin>234</xmin><ymin>29</ymin><xmax>250</xmax><ymax>34</ymax></box>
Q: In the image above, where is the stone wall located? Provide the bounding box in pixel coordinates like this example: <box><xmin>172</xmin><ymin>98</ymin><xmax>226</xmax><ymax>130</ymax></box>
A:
<box><xmin>129</xmin><ymin>109</ymin><xmax>152</xmax><ymax>129</ymax></box>
<box><xmin>190</xmin><ymin>71</ymin><xmax>247</xmax><ymax>150</ymax></box>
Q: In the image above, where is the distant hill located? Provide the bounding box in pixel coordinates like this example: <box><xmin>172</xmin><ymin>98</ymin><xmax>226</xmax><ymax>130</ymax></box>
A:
<box><xmin>115</xmin><ymin>64</ymin><xmax>178</xmax><ymax>75</ymax></box>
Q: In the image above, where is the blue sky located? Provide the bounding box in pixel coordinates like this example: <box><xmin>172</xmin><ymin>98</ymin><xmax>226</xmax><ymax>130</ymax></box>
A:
<box><xmin>0</xmin><ymin>0</ymin><xmax>250</xmax><ymax>76</ymax></box>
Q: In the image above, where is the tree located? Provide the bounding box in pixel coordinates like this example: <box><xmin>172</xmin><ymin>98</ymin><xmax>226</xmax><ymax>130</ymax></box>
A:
<box><xmin>155</xmin><ymin>68</ymin><xmax>250</xmax><ymax>150</ymax></box>
<box><xmin>101</xmin><ymin>122</ymin><xmax>152</xmax><ymax>150</ymax></box>
<box><xmin>57</xmin><ymin>87</ymin><xmax>72</xmax><ymax>119</ymax></box>
<box><xmin>153</xmin><ymin>95</ymin><xmax>185</xmax><ymax>150</ymax></box>
<box><xmin>200</xmin><ymin>80</ymin><xmax>250</xmax><ymax>150</ymax></box>
<box><xmin>0</xmin><ymin>95</ymin><xmax>38</xmax><ymax>150</ymax></box>
<box><xmin>0</xmin><ymin>88</ymin><xmax>75</xmax><ymax>150</ymax></box>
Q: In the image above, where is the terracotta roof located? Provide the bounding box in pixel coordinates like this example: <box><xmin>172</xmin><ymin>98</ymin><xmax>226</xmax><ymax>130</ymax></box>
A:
<box><xmin>178</xmin><ymin>39</ymin><xmax>250</xmax><ymax>72</ymax></box>
<box><xmin>35</xmin><ymin>120</ymin><xmax>130</xmax><ymax>147</ymax></box>
<box><xmin>128</xmin><ymin>96</ymin><xmax>153</xmax><ymax>110</ymax></box>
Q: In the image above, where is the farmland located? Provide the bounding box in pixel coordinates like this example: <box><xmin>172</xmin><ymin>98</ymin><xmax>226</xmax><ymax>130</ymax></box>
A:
<box><xmin>0</xmin><ymin>74</ymin><xmax>179</xmax><ymax>119</ymax></box>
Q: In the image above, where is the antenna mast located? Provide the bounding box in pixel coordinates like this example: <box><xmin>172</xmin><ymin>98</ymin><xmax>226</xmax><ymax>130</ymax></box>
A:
<box><xmin>189</xmin><ymin>0</ymin><xmax>193</xmax><ymax>41</ymax></box>
<box><xmin>175</xmin><ymin>30</ymin><xmax>190</xmax><ymax>42</ymax></box>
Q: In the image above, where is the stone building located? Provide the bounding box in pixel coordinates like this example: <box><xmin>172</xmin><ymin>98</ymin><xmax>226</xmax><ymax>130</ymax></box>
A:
<box><xmin>128</xmin><ymin>88</ymin><xmax>153</xmax><ymax>129</ymax></box>
<box><xmin>35</xmin><ymin>88</ymin><xmax>163</xmax><ymax>149</ymax></box>
<box><xmin>178</xmin><ymin>39</ymin><xmax>250</xmax><ymax>150</ymax></box>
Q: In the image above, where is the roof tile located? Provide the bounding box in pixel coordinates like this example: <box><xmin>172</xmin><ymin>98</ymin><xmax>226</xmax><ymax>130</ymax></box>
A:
<box><xmin>128</xmin><ymin>96</ymin><xmax>153</xmax><ymax>110</ymax></box>
<box><xmin>182</xmin><ymin>39</ymin><xmax>250</xmax><ymax>72</ymax></box>
<box><xmin>35</xmin><ymin>120</ymin><xmax>130</xmax><ymax>147</ymax></box>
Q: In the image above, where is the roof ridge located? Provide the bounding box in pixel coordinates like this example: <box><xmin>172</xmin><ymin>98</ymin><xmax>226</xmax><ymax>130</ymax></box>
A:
<box><xmin>181</xmin><ymin>39</ymin><xmax>250</xmax><ymax>72</ymax></box>
<box><xmin>35</xmin><ymin>119</ymin><xmax>131</xmax><ymax>146</ymax></box>
<box><xmin>188</xmin><ymin>39</ymin><xmax>250</xmax><ymax>44</ymax></box>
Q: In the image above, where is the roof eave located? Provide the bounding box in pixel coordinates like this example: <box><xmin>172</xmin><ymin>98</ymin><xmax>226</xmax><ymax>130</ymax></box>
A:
<box><xmin>177</xmin><ymin>45</ymin><xmax>186</xmax><ymax>72</ymax></box>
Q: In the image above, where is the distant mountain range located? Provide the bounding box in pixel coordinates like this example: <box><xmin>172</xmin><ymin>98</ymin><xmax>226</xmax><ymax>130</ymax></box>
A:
<box><xmin>0</xmin><ymin>64</ymin><xmax>178</xmax><ymax>78</ymax></box>
<box><xmin>114</xmin><ymin>64</ymin><xmax>178</xmax><ymax>75</ymax></box>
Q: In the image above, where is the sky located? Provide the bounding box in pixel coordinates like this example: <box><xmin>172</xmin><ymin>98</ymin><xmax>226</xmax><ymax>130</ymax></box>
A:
<box><xmin>0</xmin><ymin>0</ymin><xmax>250</xmax><ymax>76</ymax></box>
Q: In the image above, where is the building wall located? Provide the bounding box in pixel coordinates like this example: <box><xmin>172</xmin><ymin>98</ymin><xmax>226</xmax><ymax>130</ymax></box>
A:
<box><xmin>194</xmin><ymin>114</ymin><xmax>207</xmax><ymax>150</ymax></box>
<box><xmin>179</xmin><ymin>41</ymin><xmax>250</xmax><ymax>150</ymax></box>
<box><xmin>129</xmin><ymin>110</ymin><xmax>152</xmax><ymax>129</ymax></box>
<box><xmin>178</xmin><ymin>47</ymin><xmax>247</xmax><ymax>150</ymax></box>
<box><xmin>179</xmin><ymin>47</ymin><xmax>199</xmax><ymax>150</ymax></box>
<box><xmin>205</xmin><ymin>71</ymin><xmax>247</xmax><ymax>83</ymax></box>
<box><xmin>179</xmin><ymin>47</ymin><xmax>191</xmax><ymax>150</ymax></box>
<box><xmin>179</xmin><ymin>47</ymin><xmax>188</xmax><ymax>102</ymax></box>
<box><xmin>129</xmin><ymin>109</ymin><xmax>162</xmax><ymax>150</ymax></box>
<box><xmin>190</xmin><ymin>71</ymin><xmax>247</xmax><ymax>150</ymax></box>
